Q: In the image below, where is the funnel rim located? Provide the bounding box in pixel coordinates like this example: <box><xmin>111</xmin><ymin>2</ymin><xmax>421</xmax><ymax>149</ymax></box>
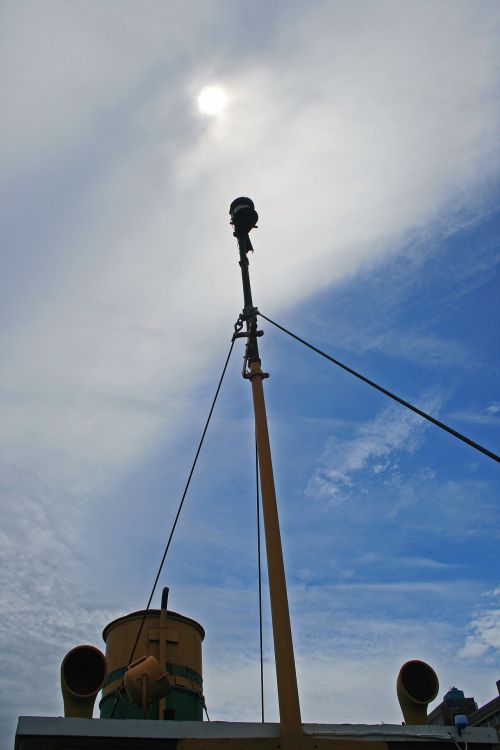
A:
<box><xmin>102</xmin><ymin>609</ymin><xmax>205</xmax><ymax>642</ymax></box>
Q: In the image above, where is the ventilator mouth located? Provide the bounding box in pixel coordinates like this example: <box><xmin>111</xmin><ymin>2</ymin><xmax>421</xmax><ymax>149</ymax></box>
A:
<box><xmin>63</xmin><ymin>645</ymin><xmax>107</xmax><ymax>697</ymax></box>
<box><xmin>61</xmin><ymin>644</ymin><xmax>107</xmax><ymax>718</ymax></box>
<box><xmin>400</xmin><ymin>660</ymin><xmax>439</xmax><ymax>704</ymax></box>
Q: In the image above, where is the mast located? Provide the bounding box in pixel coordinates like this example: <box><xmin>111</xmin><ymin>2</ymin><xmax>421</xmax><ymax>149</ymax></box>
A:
<box><xmin>229</xmin><ymin>198</ymin><xmax>302</xmax><ymax>738</ymax></box>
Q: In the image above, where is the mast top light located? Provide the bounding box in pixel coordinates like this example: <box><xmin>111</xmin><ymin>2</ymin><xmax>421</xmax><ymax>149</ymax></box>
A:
<box><xmin>229</xmin><ymin>197</ymin><xmax>258</xmax><ymax>238</ymax></box>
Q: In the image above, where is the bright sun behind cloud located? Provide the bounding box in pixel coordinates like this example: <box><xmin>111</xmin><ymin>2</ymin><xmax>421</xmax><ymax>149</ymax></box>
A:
<box><xmin>197</xmin><ymin>85</ymin><xmax>229</xmax><ymax>116</ymax></box>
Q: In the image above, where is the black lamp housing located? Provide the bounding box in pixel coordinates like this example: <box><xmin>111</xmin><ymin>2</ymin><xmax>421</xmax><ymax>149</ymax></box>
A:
<box><xmin>229</xmin><ymin>197</ymin><xmax>258</xmax><ymax>238</ymax></box>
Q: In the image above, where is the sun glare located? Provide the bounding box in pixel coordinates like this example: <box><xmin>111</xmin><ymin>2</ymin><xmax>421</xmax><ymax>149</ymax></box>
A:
<box><xmin>197</xmin><ymin>85</ymin><xmax>229</xmax><ymax>116</ymax></box>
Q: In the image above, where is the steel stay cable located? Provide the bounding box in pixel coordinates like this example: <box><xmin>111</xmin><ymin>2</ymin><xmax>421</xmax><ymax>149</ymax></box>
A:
<box><xmin>258</xmin><ymin>312</ymin><xmax>499</xmax><ymax>464</ymax></box>
<box><xmin>110</xmin><ymin>336</ymin><xmax>235</xmax><ymax>718</ymax></box>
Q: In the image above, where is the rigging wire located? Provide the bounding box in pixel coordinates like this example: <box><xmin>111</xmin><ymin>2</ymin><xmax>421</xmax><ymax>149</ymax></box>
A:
<box><xmin>202</xmin><ymin>696</ymin><xmax>211</xmax><ymax>722</ymax></box>
<box><xmin>258</xmin><ymin>312</ymin><xmax>500</xmax><ymax>464</ymax></box>
<box><xmin>110</xmin><ymin>336</ymin><xmax>236</xmax><ymax>718</ymax></box>
<box><xmin>255</xmin><ymin>436</ymin><xmax>265</xmax><ymax>723</ymax></box>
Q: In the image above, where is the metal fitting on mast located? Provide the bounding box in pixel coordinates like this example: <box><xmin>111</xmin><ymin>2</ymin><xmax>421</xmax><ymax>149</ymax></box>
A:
<box><xmin>229</xmin><ymin>197</ymin><xmax>265</xmax><ymax>377</ymax></box>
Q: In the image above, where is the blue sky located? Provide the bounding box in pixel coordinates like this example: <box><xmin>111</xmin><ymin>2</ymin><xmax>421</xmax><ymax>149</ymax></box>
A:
<box><xmin>1</xmin><ymin>0</ymin><xmax>499</xmax><ymax>745</ymax></box>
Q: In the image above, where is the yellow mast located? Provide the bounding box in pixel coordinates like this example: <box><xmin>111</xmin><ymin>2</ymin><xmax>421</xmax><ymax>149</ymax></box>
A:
<box><xmin>230</xmin><ymin>198</ymin><xmax>302</xmax><ymax>739</ymax></box>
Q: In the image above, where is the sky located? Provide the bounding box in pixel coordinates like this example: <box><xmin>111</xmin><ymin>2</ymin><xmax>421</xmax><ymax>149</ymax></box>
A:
<box><xmin>1</xmin><ymin>0</ymin><xmax>499</xmax><ymax>745</ymax></box>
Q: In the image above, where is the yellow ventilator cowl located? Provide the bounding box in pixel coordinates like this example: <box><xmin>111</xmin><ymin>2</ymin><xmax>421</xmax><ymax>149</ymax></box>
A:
<box><xmin>61</xmin><ymin>645</ymin><xmax>107</xmax><ymax>718</ymax></box>
<box><xmin>397</xmin><ymin>659</ymin><xmax>439</xmax><ymax>725</ymax></box>
<box><xmin>124</xmin><ymin>655</ymin><xmax>171</xmax><ymax>708</ymax></box>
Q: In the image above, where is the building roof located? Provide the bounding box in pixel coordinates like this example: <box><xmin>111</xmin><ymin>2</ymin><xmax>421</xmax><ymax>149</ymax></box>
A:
<box><xmin>470</xmin><ymin>695</ymin><xmax>500</xmax><ymax>726</ymax></box>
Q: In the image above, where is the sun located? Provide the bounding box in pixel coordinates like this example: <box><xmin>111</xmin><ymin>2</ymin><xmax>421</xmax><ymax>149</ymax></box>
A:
<box><xmin>197</xmin><ymin>85</ymin><xmax>229</xmax><ymax>116</ymax></box>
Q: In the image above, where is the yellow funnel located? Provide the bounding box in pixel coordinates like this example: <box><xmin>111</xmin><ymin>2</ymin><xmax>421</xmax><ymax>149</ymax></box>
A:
<box><xmin>61</xmin><ymin>644</ymin><xmax>107</xmax><ymax>718</ymax></box>
<box><xmin>397</xmin><ymin>660</ymin><xmax>439</xmax><ymax>725</ymax></box>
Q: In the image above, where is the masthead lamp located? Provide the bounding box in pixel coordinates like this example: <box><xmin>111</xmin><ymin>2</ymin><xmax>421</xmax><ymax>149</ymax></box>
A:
<box><xmin>229</xmin><ymin>197</ymin><xmax>258</xmax><ymax>239</ymax></box>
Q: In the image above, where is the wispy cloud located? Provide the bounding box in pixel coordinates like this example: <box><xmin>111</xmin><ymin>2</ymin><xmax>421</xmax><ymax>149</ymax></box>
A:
<box><xmin>1</xmin><ymin>0</ymin><xmax>499</xmax><ymax>744</ymax></box>
<box><xmin>460</xmin><ymin>587</ymin><xmax>500</xmax><ymax>658</ymax></box>
<box><xmin>306</xmin><ymin>395</ymin><xmax>442</xmax><ymax>502</ymax></box>
<box><xmin>377</xmin><ymin>556</ymin><xmax>460</xmax><ymax>572</ymax></box>
<box><xmin>354</xmin><ymin>331</ymin><xmax>469</xmax><ymax>369</ymax></box>
<box><xmin>450</xmin><ymin>402</ymin><xmax>500</xmax><ymax>425</ymax></box>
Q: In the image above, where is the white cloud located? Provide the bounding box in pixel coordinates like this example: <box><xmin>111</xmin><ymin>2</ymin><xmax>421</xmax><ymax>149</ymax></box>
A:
<box><xmin>2</xmin><ymin>0</ymin><xmax>498</xmax><ymax>483</ymax></box>
<box><xmin>0</xmin><ymin>0</ymin><xmax>223</xmax><ymax>175</ymax></box>
<box><xmin>306</xmin><ymin>396</ymin><xmax>441</xmax><ymax>501</ymax></box>
<box><xmin>384</xmin><ymin>556</ymin><xmax>460</xmax><ymax>571</ymax></box>
<box><xmin>486</xmin><ymin>403</ymin><xmax>500</xmax><ymax>416</ymax></box>
<box><xmin>451</xmin><ymin>403</ymin><xmax>500</xmax><ymax>425</ymax></box>
<box><xmin>355</xmin><ymin>331</ymin><xmax>469</xmax><ymax>369</ymax></box>
<box><xmin>459</xmin><ymin>587</ymin><xmax>500</xmax><ymax>658</ymax></box>
<box><xmin>1</xmin><ymin>0</ymin><xmax>499</xmax><ymax>744</ymax></box>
